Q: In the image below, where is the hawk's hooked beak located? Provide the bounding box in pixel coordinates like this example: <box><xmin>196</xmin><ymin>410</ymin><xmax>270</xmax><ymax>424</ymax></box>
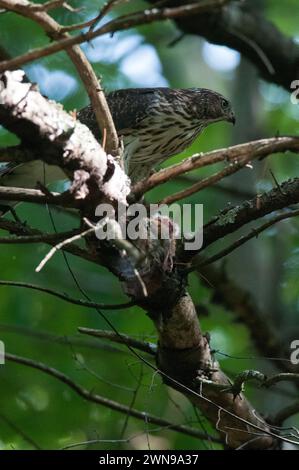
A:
<box><xmin>227</xmin><ymin>111</ymin><xmax>236</xmax><ymax>125</ymax></box>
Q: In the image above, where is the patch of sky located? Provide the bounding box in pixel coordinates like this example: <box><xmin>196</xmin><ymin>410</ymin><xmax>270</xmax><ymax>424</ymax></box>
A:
<box><xmin>26</xmin><ymin>64</ymin><xmax>78</xmax><ymax>101</ymax></box>
<box><xmin>202</xmin><ymin>43</ymin><xmax>240</xmax><ymax>72</ymax></box>
<box><xmin>83</xmin><ymin>30</ymin><xmax>168</xmax><ymax>87</ymax></box>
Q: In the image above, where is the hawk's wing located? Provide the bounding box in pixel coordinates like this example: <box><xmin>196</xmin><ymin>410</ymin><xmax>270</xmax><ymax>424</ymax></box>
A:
<box><xmin>106</xmin><ymin>88</ymin><xmax>161</xmax><ymax>131</ymax></box>
<box><xmin>78</xmin><ymin>88</ymin><xmax>168</xmax><ymax>136</ymax></box>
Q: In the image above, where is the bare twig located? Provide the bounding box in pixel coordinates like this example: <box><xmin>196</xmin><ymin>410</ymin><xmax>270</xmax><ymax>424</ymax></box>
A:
<box><xmin>196</xmin><ymin>370</ymin><xmax>266</xmax><ymax>397</ymax></box>
<box><xmin>175</xmin><ymin>175</ymin><xmax>255</xmax><ymax>200</ymax></box>
<box><xmin>263</xmin><ymin>373</ymin><xmax>299</xmax><ymax>388</ymax></box>
<box><xmin>60</xmin><ymin>15</ymin><xmax>101</xmax><ymax>33</ymax></box>
<box><xmin>31</xmin><ymin>0</ymin><xmax>65</xmax><ymax>11</ymax></box>
<box><xmin>0</xmin><ymin>280</ymin><xmax>135</xmax><ymax>310</ymax></box>
<box><xmin>89</xmin><ymin>0</ymin><xmax>127</xmax><ymax>32</ymax></box>
<box><xmin>0</xmin><ymin>323</ymin><xmax>126</xmax><ymax>354</ymax></box>
<box><xmin>35</xmin><ymin>226</ymin><xmax>96</xmax><ymax>272</ymax></box>
<box><xmin>61</xmin><ymin>0</ymin><xmax>127</xmax><ymax>32</ymax></box>
<box><xmin>0</xmin><ymin>218</ymin><xmax>97</xmax><ymax>264</ymax></box>
<box><xmin>0</xmin><ymin>228</ymin><xmax>81</xmax><ymax>244</ymax></box>
<box><xmin>0</xmin><ymin>186</ymin><xmax>76</xmax><ymax>207</ymax></box>
<box><xmin>189</xmin><ymin>209</ymin><xmax>299</xmax><ymax>272</ymax></box>
<box><xmin>78</xmin><ymin>327</ymin><xmax>157</xmax><ymax>355</ymax></box>
<box><xmin>160</xmin><ymin>160</ymin><xmax>253</xmax><ymax>204</ymax></box>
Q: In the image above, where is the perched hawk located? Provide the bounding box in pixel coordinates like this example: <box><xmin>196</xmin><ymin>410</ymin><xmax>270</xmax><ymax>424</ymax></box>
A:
<box><xmin>0</xmin><ymin>87</ymin><xmax>235</xmax><ymax>213</ymax></box>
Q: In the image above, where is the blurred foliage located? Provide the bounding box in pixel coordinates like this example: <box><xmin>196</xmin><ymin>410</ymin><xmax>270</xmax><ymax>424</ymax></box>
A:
<box><xmin>0</xmin><ymin>0</ymin><xmax>298</xmax><ymax>450</ymax></box>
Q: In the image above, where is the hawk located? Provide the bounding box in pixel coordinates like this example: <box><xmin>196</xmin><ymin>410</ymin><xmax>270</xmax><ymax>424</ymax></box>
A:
<box><xmin>0</xmin><ymin>87</ymin><xmax>235</xmax><ymax>213</ymax></box>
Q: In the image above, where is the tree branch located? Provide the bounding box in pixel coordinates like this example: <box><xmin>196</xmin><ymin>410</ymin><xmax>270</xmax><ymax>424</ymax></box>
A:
<box><xmin>149</xmin><ymin>293</ymin><xmax>276</xmax><ymax>449</ymax></box>
<box><xmin>182</xmin><ymin>177</ymin><xmax>299</xmax><ymax>262</ymax></box>
<box><xmin>0</xmin><ymin>227</ymin><xmax>80</xmax><ymax>244</ymax></box>
<box><xmin>264</xmin><ymin>373</ymin><xmax>299</xmax><ymax>388</ymax></box>
<box><xmin>78</xmin><ymin>327</ymin><xmax>157</xmax><ymax>356</ymax></box>
<box><xmin>0</xmin><ymin>185</ymin><xmax>76</xmax><ymax>207</ymax></box>
<box><xmin>0</xmin><ymin>280</ymin><xmax>135</xmax><ymax>310</ymax></box>
<box><xmin>0</xmin><ymin>322</ymin><xmax>127</xmax><ymax>354</ymax></box>
<box><xmin>190</xmin><ymin>208</ymin><xmax>299</xmax><ymax>271</ymax></box>
<box><xmin>0</xmin><ymin>218</ymin><xmax>97</xmax><ymax>263</ymax></box>
<box><xmin>132</xmin><ymin>137</ymin><xmax>299</xmax><ymax>199</ymax></box>
<box><xmin>0</xmin><ymin>70</ymin><xmax>129</xmax><ymax>212</ymax></box>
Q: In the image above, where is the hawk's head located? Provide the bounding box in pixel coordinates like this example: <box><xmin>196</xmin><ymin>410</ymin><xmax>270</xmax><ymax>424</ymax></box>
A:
<box><xmin>189</xmin><ymin>88</ymin><xmax>235</xmax><ymax>126</ymax></box>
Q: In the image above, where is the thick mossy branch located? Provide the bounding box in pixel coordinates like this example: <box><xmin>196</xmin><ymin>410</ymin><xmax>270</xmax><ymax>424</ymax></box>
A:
<box><xmin>152</xmin><ymin>293</ymin><xmax>275</xmax><ymax>449</ymax></box>
<box><xmin>181</xmin><ymin>177</ymin><xmax>299</xmax><ymax>263</ymax></box>
<box><xmin>0</xmin><ymin>70</ymin><xmax>129</xmax><ymax>211</ymax></box>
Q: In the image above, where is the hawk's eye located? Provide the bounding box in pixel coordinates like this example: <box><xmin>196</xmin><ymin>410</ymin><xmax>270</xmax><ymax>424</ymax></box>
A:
<box><xmin>221</xmin><ymin>99</ymin><xmax>229</xmax><ymax>109</ymax></box>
